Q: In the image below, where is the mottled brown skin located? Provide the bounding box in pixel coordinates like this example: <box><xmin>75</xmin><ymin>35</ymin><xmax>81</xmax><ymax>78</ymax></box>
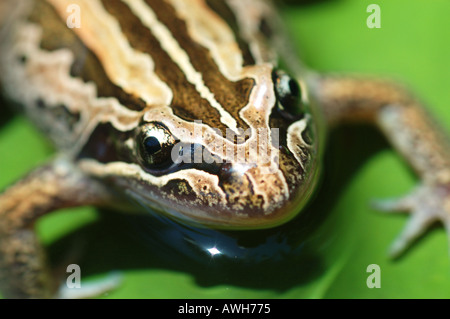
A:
<box><xmin>1</xmin><ymin>0</ymin><xmax>450</xmax><ymax>299</ymax></box>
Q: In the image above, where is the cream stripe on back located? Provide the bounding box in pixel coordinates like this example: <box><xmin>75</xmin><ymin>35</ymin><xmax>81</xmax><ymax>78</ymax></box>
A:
<box><xmin>167</xmin><ymin>0</ymin><xmax>244</xmax><ymax>80</ymax></box>
<box><xmin>123</xmin><ymin>0</ymin><xmax>240</xmax><ymax>132</ymax></box>
<box><xmin>47</xmin><ymin>0</ymin><xmax>172</xmax><ymax>107</ymax></box>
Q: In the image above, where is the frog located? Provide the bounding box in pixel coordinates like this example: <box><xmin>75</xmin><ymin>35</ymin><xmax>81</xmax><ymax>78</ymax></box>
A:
<box><xmin>0</xmin><ymin>0</ymin><xmax>449</xmax><ymax>298</ymax></box>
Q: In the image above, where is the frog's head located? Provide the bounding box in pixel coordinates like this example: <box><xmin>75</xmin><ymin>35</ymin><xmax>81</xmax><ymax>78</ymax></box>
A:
<box><xmin>80</xmin><ymin>65</ymin><xmax>322</xmax><ymax>229</ymax></box>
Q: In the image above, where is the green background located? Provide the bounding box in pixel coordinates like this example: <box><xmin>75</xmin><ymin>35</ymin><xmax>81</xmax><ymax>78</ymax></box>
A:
<box><xmin>1</xmin><ymin>0</ymin><xmax>450</xmax><ymax>298</ymax></box>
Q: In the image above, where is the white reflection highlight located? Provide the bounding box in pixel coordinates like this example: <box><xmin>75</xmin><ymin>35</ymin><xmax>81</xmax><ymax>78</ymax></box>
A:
<box><xmin>206</xmin><ymin>247</ymin><xmax>222</xmax><ymax>256</ymax></box>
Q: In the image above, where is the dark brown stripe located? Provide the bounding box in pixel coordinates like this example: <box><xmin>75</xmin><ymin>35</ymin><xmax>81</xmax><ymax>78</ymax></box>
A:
<box><xmin>100</xmin><ymin>0</ymin><xmax>233</xmax><ymax>138</ymax></box>
<box><xmin>144</xmin><ymin>0</ymin><xmax>255</xmax><ymax>138</ymax></box>
<box><xmin>205</xmin><ymin>0</ymin><xmax>256</xmax><ymax>66</ymax></box>
<box><xmin>268</xmin><ymin>110</ymin><xmax>305</xmax><ymax>195</ymax></box>
<box><xmin>28</xmin><ymin>1</ymin><xmax>146</xmax><ymax>112</ymax></box>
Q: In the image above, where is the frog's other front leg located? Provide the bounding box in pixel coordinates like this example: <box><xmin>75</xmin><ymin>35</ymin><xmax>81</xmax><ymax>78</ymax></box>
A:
<box><xmin>0</xmin><ymin>157</ymin><xmax>116</xmax><ymax>298</ymax></box>
<box><xmin>311</xmin><ymin>75</ymin><xmax>450</xmax><ymax>257</ymax></box>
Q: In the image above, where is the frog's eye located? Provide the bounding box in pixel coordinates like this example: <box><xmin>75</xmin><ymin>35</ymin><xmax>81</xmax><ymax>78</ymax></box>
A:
<box><xmin>272</xmin><ymin>69</ymin><xmax>303</xmax><ymax>118</ymax></box>
<box><xmin>137</xmin><ymin>122</ymin><xmax>177</xmax><ymax>169</ymax></box>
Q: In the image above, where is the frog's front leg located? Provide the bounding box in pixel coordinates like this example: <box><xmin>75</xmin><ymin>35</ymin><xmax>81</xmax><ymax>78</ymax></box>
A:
<box><xmin>0</xmin><ymin>157</ymin><xmax>116</xmax><ymax>298</ymax></box>
<box><xmin>311</xmin><ymin>75</ymin><xmax>450</xmax><ymax>257</ymax></box>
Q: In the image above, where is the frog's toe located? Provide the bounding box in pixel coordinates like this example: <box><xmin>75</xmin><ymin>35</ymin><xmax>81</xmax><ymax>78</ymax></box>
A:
<box><xmin>371</xmin><ymin>194</ymin><xmax>415</xmax><ymax>213</ymax></box>
<box><xmin>387</xmin><ymin>207</ymin><xmax>437</xmax><ymax>258</ymax></box>
<box><xmin>372</xmin><ymin>184</ymin><xmax>450</xmax><ymax>258</ymax></box>
<box><xmin>57</xmin><ymin>271</ymin><xmax>122</xmax><ymax>299</ymax></box>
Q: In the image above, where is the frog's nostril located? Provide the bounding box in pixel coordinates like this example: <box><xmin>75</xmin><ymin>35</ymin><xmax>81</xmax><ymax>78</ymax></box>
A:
<box><xmin>219</xmin><ymin>162</ymin><xmax>234</xmax><ymax>181</ymax></box>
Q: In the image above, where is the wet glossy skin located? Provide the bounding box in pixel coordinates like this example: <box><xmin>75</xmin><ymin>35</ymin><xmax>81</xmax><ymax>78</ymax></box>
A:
<box><xmin>1</xmin><ymin>0</ymin><xmax>450</xmax><ymax>299</ymax></box>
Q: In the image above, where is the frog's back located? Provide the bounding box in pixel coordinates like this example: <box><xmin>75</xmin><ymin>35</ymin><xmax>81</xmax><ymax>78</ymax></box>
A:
<box><xmin>0</xmin><ymin>0</ymin><xmax>292</xmax><ymax>154</ymax></box>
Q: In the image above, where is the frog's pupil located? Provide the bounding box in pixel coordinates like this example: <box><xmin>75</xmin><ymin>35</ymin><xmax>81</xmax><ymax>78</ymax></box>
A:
<box><xmin>272</xmin><ymin>69</ymin><xmax>303</xmax><ymax>119</ymax></box>
<box><xmin>144</xmin><ymin>136</ymin><xmax>162</xmax><ymax>155</ymax></box>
